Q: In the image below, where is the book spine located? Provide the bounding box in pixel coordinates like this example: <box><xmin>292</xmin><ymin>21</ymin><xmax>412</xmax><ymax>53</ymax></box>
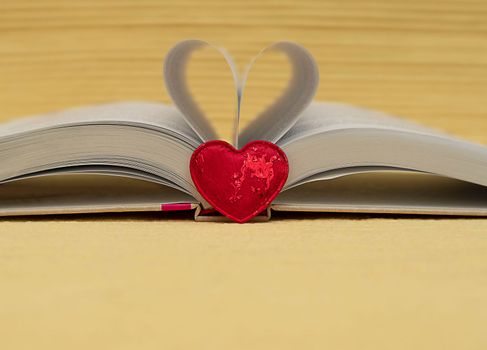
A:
<box><xmin>193</xmin><ymin>205</ymin><xmax>272</xmax><ymax>222</ymax></box>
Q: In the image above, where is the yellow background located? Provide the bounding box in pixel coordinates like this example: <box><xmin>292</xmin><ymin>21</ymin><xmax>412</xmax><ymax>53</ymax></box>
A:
<box><xmin>1</xmin><ymin>0</ymin><xmax>487</xmax><ymax>349</ymax></box>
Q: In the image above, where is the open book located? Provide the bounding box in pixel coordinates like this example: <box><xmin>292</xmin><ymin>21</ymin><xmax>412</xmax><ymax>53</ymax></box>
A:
<box><xmin>2</xmin><ymin>39</ymin><xmax>487</xmax><ymax>220</ymax></box>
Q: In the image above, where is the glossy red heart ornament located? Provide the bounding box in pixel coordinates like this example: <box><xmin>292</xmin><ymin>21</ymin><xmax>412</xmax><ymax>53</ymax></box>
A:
<box><xmin>190</xmin><ymin>140</ymin><xmax>289</xmax><ymax>223</ymax></box>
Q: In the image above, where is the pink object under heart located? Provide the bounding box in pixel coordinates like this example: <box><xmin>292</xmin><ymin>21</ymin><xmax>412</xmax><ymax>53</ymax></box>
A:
<box><xmin>190</xmin><ymin>140</ymin><xmax>289</xmax><ymax>223</ymax></box>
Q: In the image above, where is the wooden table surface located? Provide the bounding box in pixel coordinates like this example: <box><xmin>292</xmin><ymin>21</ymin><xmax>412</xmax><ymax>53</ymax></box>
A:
<box><xmin>1</xmin><ymin>1</ymin><xmax>487</xmax><ymax>349</ymax></box>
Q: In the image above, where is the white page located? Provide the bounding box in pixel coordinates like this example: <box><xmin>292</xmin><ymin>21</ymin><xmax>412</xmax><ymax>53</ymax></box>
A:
<box><xmin>0</xmin><ymin>102</ymin><xmax>212</xmax><ymax>204</ymax></box>
<box><xmin>237</xmin><ymin>42</ymin><xmax>319</xmax><ymax>147</ymax></box>
<box><xmin>0</xmin><ymin>174</ymin><xmax>197</xmax><ymax>216</ymax></box>
<box><xmin>277</xmin><ymin>102</ymin><xmax>487</xmax><ymax>190</ymax></box>
<box><xmin>163</xmin><ymin>40</ymin><xmax>319</xmax><ymax>147</ymax></box>
<box><xmin>164</xmin><ymin>39</ymin><xmax>240</xmax><ymax>143</ymax></box>
<box><xmin>0</xmin><ymin>101</ymin><xmax>202</xmax><ymax>147</ymax></box>
<box><xmin>274</xmin><ymin>171</ymin><xmax>487</xmax><ymax>216</ymax></box>
<box><xmin>277</xmin><ymin>101</ymin><xmax>450</xmax><ymax>146</ymax></box>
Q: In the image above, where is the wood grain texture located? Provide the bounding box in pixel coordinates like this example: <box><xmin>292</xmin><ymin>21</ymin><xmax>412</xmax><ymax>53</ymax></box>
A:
<box><xmin>1</xmin><ymin>1</ymin><xmax>487</xmax><ymax>349</ymax></box>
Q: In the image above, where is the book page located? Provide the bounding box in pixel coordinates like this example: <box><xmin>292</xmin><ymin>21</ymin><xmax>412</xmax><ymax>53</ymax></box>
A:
<box><xmin>0</xmin><ymin>103</ymin><xmax>210</xmax><ymax>203</ymax></box>
<box><xmin>164</xmin><ymin>39</ymin><xmax>239</xmax><ymax>142</ymax></box>
<box><xmin>0</xmin><ymin>174</ymin><xmax>197</xmax><ymax>216</ymax></box>
<box><xmin>0</xmin><ymin>101</ymin><xmax>202</xmax><ymax>147</ymax></box>
<box><xmin>277</xmin><ymin>102</ymin><xmax>487</xmax><ymax>191</ymax></box>
<box><xmin>274</xmin><ymin>171</ymin><xmax>487</xmax><ymax>216</ymax></box>
<box><xmin>164</xmin><ymin>40</ymin><xmax>320</xmax><ymax>147</ymax></box>
<box><xmin>277</xmin><ymin>101</ymin><xmax>450</xmax><ymax>146</ymax></box>
<box><xmin>237</xmin><ymin>42</ymin><xmax>319</xmax><ymax>146</ymax></box>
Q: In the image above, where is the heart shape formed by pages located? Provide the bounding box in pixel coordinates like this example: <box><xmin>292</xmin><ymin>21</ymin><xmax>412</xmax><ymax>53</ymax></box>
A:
<box><xmin>190</xmin><ymin>141</ymin><xmax>289</xmax><ymax>223</ymax></box>
<box><xmin>164</xmin><ymin>39</ymin><xmax>319</xmax><ymax>147</ymax></box>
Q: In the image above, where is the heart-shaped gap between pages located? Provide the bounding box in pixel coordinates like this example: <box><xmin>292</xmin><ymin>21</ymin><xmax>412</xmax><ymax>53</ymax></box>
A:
<box><xmin>163</xmin><ymin>39</ymin><xmax>320</xmax><ymax>148</ymax></box>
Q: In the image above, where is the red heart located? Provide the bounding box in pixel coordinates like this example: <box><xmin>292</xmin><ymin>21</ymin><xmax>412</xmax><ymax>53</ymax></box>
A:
<box><xmin>190</xmin><ymin>140</ymin><xmax>289</xmax><ymax>223</ymax></box>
